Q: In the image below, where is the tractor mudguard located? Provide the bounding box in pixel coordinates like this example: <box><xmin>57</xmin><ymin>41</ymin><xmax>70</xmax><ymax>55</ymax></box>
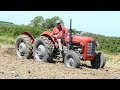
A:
<box><xmin>22</xmin><ymin>32</ymin><xmax>35</xmax><ymax>43</ymax></box>
<box><xmin>40</xmin><ymin>31</ymin><xmax>55</xmax><ymax>44</ymax></box>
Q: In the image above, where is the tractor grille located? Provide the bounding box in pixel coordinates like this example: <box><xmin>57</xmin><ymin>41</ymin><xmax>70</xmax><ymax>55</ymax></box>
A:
<box><xmin>87</xmin><ymin>41</ymin><xmax>95</xmax><ymax>55</ymax></box>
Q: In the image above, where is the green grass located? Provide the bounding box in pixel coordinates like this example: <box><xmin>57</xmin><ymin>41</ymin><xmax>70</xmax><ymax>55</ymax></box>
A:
<box><xmin>0</xmin><ymin>35</ymin><xmax>15</xmax><ymax>45</ymax></box>
<box><xmin>105</xmin><ymin>53</ymin><xmax>120</xmax><ymax>62</ymax></box>
<box><xmin>105</xmin><ymin>53</ymin><xmax>120</xmax><ymax>69</ymax></box>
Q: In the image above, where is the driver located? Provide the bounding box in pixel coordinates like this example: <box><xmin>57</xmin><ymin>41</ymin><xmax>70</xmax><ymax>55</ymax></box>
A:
<box><xmin>51</xmin><ymin>20</ymin><xmax>68</xmax><ymax>52</ymax></box>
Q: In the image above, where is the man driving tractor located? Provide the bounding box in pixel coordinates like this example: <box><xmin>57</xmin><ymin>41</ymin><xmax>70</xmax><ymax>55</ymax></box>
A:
<box><xmin>51</xmin><ymin>20</ymin><xmax>68</xmax><ymax>53</ymax></box>
<box><xmin>15</xmin><ymin>19</ymin><xmax>106</xmax><ymax>69</ymax></box>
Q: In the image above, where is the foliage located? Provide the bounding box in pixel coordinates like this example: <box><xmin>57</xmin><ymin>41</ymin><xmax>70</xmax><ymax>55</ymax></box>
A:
<box><xmin>0</xmin><ymin>21</ymin><xmax>14</xmax><ymax>25</ymax></box>
<box><xmin>29</xmin><ymin>16</ymin><xmax>45</xmax><ymax>28</ymax></box>
<box><xmin>0</xmin><ymin>24</ymin><xmax>47</xmax><ymax>38</ymax></box>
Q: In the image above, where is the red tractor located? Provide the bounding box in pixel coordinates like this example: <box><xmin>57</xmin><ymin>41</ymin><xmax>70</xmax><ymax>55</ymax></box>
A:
<box><xmin>15</xmin><ymin>19</ymin><xmax>106</xmax><ymax>69</ymax></box>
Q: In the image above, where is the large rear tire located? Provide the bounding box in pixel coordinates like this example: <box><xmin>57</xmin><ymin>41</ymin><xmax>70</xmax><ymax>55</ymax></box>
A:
<box><xmin>15</xmin><ymin>35</ymin><xmax>33</xmax><ymax>59</ymax></box>
<box><xmin>33</xmin><ymin>36</ymin><xmax>53</xmax><ymax>62</ymax></box>
<box><xmin>91</xmin><ymin>51</ymin><xmax>106</xmax><ymax>69</ymax></box>
<box><xmin>64</xmin><ymin>50</ymin><xmax>80</xmax><ymax>68</ymax></box>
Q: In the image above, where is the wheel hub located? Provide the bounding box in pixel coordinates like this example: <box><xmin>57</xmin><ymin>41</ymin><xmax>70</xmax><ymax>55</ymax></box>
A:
<box><xmin>68</xmin><ymin>58</ymin><xmax>74</xmax><ymax>66</ymax></box>
<box><xmin>19</xmin><ymin>42</ymin><xmax>26</xmax><ymax>53</ymax></box>
<box><xmin>37</xmin><ymin>45</ymin><xmax>46</xmax><ymax>57</ymax></box>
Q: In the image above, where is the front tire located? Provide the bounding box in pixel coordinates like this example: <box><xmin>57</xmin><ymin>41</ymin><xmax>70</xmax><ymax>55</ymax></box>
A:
<box><xmin>64</xmin><ymin>50</ymin><xmax>80</xmax><ymax>68</ymax></box>
<box><xmin>91</xmin><ymin>52</ymin><xmax>106</xmax><ymax>69</ymax></box>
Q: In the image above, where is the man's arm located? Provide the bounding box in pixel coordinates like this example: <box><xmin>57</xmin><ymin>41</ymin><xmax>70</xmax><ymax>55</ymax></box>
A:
<box><xmin>50</xmin><ymin>28</ymin><xmax>54</xmax><ymax>36</ymax></box>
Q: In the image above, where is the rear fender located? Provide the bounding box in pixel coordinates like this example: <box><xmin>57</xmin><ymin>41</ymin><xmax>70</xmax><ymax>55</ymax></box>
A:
<box><xmin>22</xmin><ymin>32</ymin><xmax>35</xmax><ymax>43</ymax></box>
<box><xmin>40</xmin><ymin>31</ymin><xmax>55</xmax><ymax>45</ymax></box>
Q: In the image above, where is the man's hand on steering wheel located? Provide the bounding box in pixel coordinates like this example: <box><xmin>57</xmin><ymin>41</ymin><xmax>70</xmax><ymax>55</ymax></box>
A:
<box><xmin>52</xmin><ymin>35</ymin><xmax>57</xmax><ymax>38</ymax></box>
<box><xmin>53</xmin><ymin>35</ymin><xmax>57</xmax><ymax>38</ymax></box>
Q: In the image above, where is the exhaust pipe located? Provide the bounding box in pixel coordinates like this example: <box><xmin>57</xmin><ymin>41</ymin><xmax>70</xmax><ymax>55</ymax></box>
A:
<box><xmin>69</xmin><ymin>19</ymin><xmax>72</xmax><ymax>50</ymax></box>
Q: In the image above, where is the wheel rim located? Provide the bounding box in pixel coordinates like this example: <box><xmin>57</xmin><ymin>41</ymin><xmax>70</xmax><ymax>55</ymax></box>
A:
<box><xmin>16</xmin><ymin>41</ymin><xmax>27</xmax><ymax>57</ymax></box>
<box><xmin>34</xmin><ymin>44</ymin><xmax>46</xmax><ymax>60</ymax></box>
<box><xmin>19</xmin><ymin>42</ymin><xmax>27</xmax><ymax>54</ymax></box>
<box><xmin>38</xmin><ymin>45</ymin><xmax>46</xmax><ymax>56</ymax></box>
<box><xmin>66</xmin><ymin>58</ymin><xmax>74</xmax><ymax>67</ymax></box>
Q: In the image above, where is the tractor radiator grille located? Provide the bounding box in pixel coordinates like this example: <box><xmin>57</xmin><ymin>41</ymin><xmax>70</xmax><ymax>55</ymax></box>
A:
<box><xmin>87</xmin><ymin>41</ymin><xmax>95</xmax><ymax>55</ymax></box>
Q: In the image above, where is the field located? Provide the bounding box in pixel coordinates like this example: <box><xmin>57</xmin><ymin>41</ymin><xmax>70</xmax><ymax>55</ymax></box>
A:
<box><xmin>0</xmin><ymin>44</ymin><xmax>120</xmax><ymax>79</ymax></box>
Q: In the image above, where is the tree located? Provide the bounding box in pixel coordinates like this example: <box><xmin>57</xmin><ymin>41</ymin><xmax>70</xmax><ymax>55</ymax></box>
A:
<box><xmin>45</xmin><ymin>16</ymin><xmax>64</xmax><ymax>29</ymax></box>
<box><xmin>68</xmin><ymin>28</ymin><xmax>82</xmax><ymax>35</ymax></box>
<box><xmin>76</xmin><ymin>30</ymin><xmax>83</xmax><ymax>35</ymax></box>
<box><xmin>30</xmin><ymin>16</ymin><xmax>45</xmax><ymax>28</ymax></box>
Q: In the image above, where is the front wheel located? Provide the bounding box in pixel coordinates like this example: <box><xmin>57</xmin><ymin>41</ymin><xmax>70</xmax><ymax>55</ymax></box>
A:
<box><xmin>91</xmin><ymin>52</ymin><xmax>106</xmax><ymax>69</ymax></box>
<box><xmin>64</xmin><ymin>50</ymin><xmax>80</xmax><ymax>68</ymax></box>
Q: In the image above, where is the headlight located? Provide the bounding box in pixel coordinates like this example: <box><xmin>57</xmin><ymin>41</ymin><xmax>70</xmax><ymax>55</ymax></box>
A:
<box><xmin>96</xmin><ymin>42</ymin><xmax>99</xmax><ymax>47</ymax></box>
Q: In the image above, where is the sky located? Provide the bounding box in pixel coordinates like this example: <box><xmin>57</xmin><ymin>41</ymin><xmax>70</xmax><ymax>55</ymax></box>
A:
<box><xmin>0</xmin><ymin>11</ymin><xmax>120</xmax><ymax>37</ymax></box>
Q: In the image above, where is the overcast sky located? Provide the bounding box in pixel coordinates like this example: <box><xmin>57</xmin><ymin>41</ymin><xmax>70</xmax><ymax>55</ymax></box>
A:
<box><xmin>0</xmin><ymin>11</ymin><xmax>119</xmax><ymax>37</ymax></box>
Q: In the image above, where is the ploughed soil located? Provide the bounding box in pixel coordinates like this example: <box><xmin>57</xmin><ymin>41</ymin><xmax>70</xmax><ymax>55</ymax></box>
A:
<box><xmin>0</xmin><ymin>45</ymin><xmax>120</xmax><ymax>79</ymax></box>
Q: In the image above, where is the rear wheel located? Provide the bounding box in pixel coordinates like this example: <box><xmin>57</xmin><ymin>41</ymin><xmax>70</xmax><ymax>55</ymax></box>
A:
<box><xmin>64</xmin><ymin>50</ymin><xmax>80</xmax><ymax>68</ymax></box>
<box><xmin>15</xmin><ymin>35</ymin><xmax>33</xmax><ymax>59</ymax></box>
<box><xmin>33</xmin><ymin>36</ymin><xmax>53</xmax><ymax>62</ymax></box>
<box><xmin>91</xmin><ymin>51</ymin><xmax>106</xmax><ymax>69</ymax></box>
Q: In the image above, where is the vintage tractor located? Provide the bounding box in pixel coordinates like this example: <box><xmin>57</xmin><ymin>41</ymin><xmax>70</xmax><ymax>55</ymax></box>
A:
<box><xmin>15</xmin><ymin>19</ymin><xmax>106</xmax><ymax>69</ymax></box>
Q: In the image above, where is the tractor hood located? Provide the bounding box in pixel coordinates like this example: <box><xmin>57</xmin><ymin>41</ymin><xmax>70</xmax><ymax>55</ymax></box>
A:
<box><xmin>65</xmin><ymin>35</ymin><xmax>96</xmax><ymax>44</ymax></box>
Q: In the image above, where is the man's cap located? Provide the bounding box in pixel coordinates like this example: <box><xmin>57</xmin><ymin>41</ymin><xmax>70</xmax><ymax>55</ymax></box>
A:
<box><xmin>56</xmin><ymin>20</ymin><xmax>61</xmax><ymax>24</ymax></box>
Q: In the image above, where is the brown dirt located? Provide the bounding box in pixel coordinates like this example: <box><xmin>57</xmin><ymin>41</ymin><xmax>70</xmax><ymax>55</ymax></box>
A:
<box><xmin>0</xmin><ymin>45</ymin><xmax>120</xmax><ymax>79</ymax></box>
